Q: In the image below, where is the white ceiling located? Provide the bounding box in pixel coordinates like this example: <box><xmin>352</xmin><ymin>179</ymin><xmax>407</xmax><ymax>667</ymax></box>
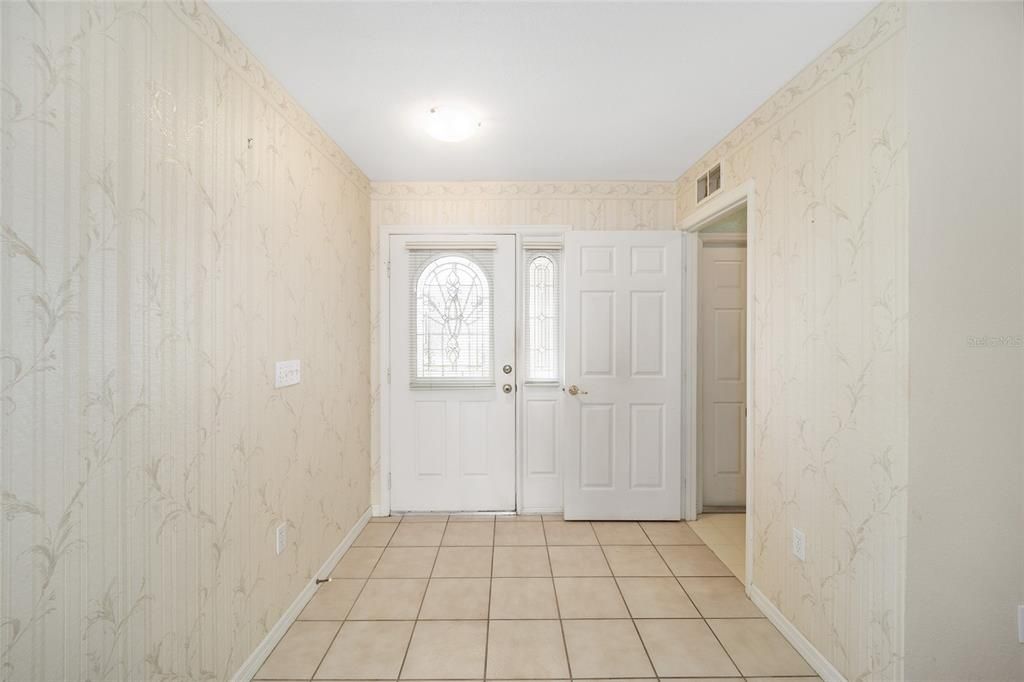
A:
<box><xmin>212</xmin><ymin>1</ymin><xmax>874</xmax><ymax>182</ymax></box>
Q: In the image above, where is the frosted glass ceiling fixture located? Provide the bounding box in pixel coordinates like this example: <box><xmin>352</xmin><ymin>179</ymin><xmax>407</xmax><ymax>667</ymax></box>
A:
<box><xmin>424</xmin><ymin>106</ymin><xmax>481</xmax><ymax>142</ymax></box>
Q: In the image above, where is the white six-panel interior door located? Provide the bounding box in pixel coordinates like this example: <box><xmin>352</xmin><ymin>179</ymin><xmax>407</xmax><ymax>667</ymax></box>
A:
<box><xmin>562</xmin><ymin>231</ymin><xmax>683</xmax><ymax>520</ymax></box>
<box><xmin>699</xmin><ymin>237</ymin><xmax>747</xmax><ymax>508</ymax></box>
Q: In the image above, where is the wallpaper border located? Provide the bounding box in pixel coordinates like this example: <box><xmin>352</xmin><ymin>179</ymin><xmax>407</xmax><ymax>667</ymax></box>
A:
<box><xmin>677</xmin><ymin>1</ymin><xmax>906</xmax><ymax>188</ymax></box>
<box><xmin>370</xmin><ymin>181</ymin><xmax>678</xmax><ymax>201</ymax></box>
<box><xmin>169</xmin><ymin>0</ymin><xmax>370</xmax><ymax>194</ymax></box>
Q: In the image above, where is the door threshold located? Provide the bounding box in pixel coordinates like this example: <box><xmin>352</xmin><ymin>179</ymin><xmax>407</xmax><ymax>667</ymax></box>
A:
<box><xmin>392</xmin><ymin>510</ymin><xmax>517</xmax><ymax>516</ymax></box>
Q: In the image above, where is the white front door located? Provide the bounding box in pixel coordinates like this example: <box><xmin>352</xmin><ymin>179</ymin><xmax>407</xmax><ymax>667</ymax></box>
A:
<box><xmin>699</xmin><ymin>238</ymin><xmax>747</xmax><ymax>507</ymax></box>
<box><xmin>389</xmin><ymin>234</ymin><xmax>517</xmax><ymax>512</ymax></box>
<box><xmin>562</xmin><ymin>231</ymin><xmax>683</xmax><ymax>520</ymax></box>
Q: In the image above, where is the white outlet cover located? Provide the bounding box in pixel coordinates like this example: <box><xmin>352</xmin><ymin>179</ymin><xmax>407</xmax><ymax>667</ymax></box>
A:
<box><xmin>275</xmin><ymin>359</ymin><xmax>300</xmax><ymax>388</ymax></box>
<box><xmin>792</xmin><ymin>528</ymin><xmax>806</xmax><ymax>562</ymax></box>
<box><xmin>275</xmin><ymin>523</ymin><xmax>287</xmax><ymax>555</ymax></box>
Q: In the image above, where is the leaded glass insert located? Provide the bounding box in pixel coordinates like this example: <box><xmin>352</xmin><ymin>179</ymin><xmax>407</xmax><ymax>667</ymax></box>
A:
<box><xmin>525</xmin><ymin>252</ymin><xmax>560</xmax><ymax>381</ymax></box>
<box><xmin>412</xmin><ymin>253</ymin><xmax>493</xmax><ymax>384</ymax></box>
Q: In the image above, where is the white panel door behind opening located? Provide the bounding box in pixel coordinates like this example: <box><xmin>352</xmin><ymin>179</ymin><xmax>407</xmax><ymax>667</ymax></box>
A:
<box><xmin>563</xmin><ymin>231</ymin><xmax>682</xmax><ymax>520</ymax></box>
<box><xmin>699</xmin><ymin>240</ymin><xmax>747</xmax><ymax>507</ymax></box>
<box><xmin>390</xmin><ymin>234</ymin><xmax>517</xmax><ymax>512</ymax></box>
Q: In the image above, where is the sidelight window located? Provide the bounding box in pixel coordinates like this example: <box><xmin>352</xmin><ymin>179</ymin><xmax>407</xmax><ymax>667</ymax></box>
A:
<box><xmin>524</xmin><ymin>251</ymin><xmax>561</xmax><ymax>381</ymax></box>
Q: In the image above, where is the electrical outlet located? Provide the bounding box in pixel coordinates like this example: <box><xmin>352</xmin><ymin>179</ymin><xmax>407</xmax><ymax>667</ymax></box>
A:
<box><xmin>275</xmin><ymin>360</ymin><xmax>300</xmax><ymax>388</ymax></box>
<box><xmin>792</xmin><ymin>528</ymin><xmax>806</xmax><ymax>562</ymax></box>
<box><xmin>275</xmin><ymin>523</ymin><xmax>287</xmax><ymax>556</ymax></box>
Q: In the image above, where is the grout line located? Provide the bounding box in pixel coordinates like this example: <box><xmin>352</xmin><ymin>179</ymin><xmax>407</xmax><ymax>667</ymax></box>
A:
<box><xmin>307</xmin><ymin>532</ymin><xmax>392</xmax><ymax>681</ymax></box>
<box><xmin>605</xmin><ymin>526</ymin><xmax>658</xmax><ymax>678</ymax></box>
<box><xmin>547</xmin><ymin>541</ymin><xmax>575</xmax><ymax>682</ymax></box>
<box><xmin>685</xmin><ymin>514</ymin><xmax>748</xmax><ymax>679</ymax></box>
<box><xmin>482</xmin><ymin>516</ymin><xmax>495</xmax><ymax>680</ymax></box>
<box><xmin>395</xmin><ymin>515</ymin><xmax>450</xmax><ymax>681</ymax></box>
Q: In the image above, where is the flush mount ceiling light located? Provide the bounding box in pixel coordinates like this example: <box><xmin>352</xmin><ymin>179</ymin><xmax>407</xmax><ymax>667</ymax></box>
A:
<box><xmin>424</xmin><ymin>106</ymin><xmax>481</xmax><ymax>142</ymax></box>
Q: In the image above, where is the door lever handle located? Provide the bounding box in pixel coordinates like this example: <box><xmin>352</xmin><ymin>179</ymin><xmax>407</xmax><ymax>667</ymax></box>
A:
<box><xmin>564</xmin><ymin>384</ymin><xmax>588</xmax><ymax>396</ymax></box>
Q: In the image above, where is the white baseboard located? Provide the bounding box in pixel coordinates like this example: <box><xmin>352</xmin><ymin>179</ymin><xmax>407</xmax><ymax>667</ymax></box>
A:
<box><xmin>232</xmin><ymin>507</ymin><xmax>372</xmax><ymax>682</ymax></box>
<box><xmin>748</xmin><ymin>585</ymin><xmax>847</xmax><ymax>682</ymax></box>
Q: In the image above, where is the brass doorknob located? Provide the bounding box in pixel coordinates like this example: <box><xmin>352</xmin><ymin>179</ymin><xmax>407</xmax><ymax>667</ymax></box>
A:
<box><xmin>566</xmin><ymin>384</ymin><xmax>588</xmax><ymax>396</ymax></box>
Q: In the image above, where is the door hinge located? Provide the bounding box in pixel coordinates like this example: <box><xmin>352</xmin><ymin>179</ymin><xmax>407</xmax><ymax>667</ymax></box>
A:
<box><xmin>388</xmin><ymin>473</ymin><xmax>392</xmax><ymax>490</ymax></box>
<box><xmin>385</xmin><ymin>260</ymin><xmax>391</xmax><ymax>278</ymax></box>
<box><xmin>386</xmin><ymin>367</ymin><xmax>391</xmax><ymax>384</ymax></box>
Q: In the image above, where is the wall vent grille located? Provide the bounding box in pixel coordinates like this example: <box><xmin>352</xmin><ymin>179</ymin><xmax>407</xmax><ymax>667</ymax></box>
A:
<box><xmin>696</xmin><ymin>163</ymin><xmax>722</xmax><ymax>204</ymax></box>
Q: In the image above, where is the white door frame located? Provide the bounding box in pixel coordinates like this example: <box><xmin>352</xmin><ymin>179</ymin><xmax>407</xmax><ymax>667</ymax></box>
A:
<box><xmin>377</xmin><ymin>224</ymin><xmax>572</xmax><ymax>517</ymax></box>
<box><xmin>679</xmin><ymin>180</ymin><xmax>756</xmax><ymax>589</ymax></box>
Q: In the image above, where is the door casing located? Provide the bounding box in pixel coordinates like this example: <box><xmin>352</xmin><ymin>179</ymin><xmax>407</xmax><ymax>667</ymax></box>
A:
<box><xmin>679</xmin><ymin>180</ymin><xmax>756</xmax><ymax>591</ymax></box>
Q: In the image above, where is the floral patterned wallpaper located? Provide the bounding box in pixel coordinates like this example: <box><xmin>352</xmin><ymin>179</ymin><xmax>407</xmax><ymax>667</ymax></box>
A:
<box><xmin>368</xmin><ymin>182</ymin><xmax>677</xmax><ymax>508</ymax></box>
<box><xmin>676</xmin><ymin>4</ymin><xmax>909</xmax><ymax>680</ymax></box>
<box><xmin>0</xmin><ymin>1</ymin><xmax>371</xmax><ymax>680</ymax></box>
<box><xmin>2</xmin><ymin>0</ymin><xmax>913</xmax><ymax>678</ymax></box>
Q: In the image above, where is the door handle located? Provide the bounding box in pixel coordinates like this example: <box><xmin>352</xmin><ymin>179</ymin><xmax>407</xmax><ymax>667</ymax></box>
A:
<box><xmin>502</xmin><ymin>384</ymin><xmax>513</xmax><ymax>394</ymax></box>
<box><xmin>565</xmin><ymin>384</ymin><xmax>588</xmax><ymax>396</ymax></box>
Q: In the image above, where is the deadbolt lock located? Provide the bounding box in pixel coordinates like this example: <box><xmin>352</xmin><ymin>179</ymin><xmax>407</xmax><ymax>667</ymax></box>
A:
<box><xmin>502</xmin><ymin>364</ymin><xmax>512</xmax><ymax>374</ymax></box>
<box><xmin>502</xmin><ymin>384</ymin><xmax>513</xmax><ymax>394</ymax></box>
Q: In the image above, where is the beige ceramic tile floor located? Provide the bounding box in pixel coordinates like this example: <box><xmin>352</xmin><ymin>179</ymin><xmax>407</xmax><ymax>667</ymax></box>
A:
<box><xmin>255</xmin><ymin>513</ymin><xmax>818</xmax><ymax>681</ymax></box>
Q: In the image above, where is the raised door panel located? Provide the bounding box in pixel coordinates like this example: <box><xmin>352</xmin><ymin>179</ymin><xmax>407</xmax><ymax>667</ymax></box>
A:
<box><xmin>629</xmin><ymin>404</ymin><xmax>665</xmax><ymax>489</ymax></box>
<box><xmin>580</xmin><ymin>291</ymin><xmax>615</xmax><ymax>376</ymax></box>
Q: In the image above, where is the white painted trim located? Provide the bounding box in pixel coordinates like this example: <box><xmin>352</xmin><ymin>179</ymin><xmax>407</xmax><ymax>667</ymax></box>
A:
<box><xmin>679</xmin><ymin>180</ymin><xmax>756</xmax><ymax>594</ymax></box>
<box><xmin>377</xmin><ymin>224</ymin><xmax>571</xmax><ymax>516</ymax></box>
<box><xmin>232</xmin><ymin>508</ymin><xmax>372</xmax><ymax>682</ymax></box>
<box><xmin>699</xmin><ymin>232</ymin><xmax>747</xmax><ymax>245</ymax></box>
<box><xmin>748</xmin><ymin>586</ymin><xmax>847</xmax><ymax>682</ymax></box>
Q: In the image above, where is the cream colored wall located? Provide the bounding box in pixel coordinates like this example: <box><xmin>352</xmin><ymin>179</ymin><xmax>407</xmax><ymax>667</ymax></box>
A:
<box><xmin>676</xmin><ymin>4</ymin><xmax>909</xmax><ymax>680</ymax></box>
<box><xmin>369</xmin><ymin>182</ymin><xmax>676</xmax><ymax>508</ymax></box>
<box><xmin>904</xmin><ymin>3</ymin><xmax>1024</xmax><ymax>679</ymax></box>
<box><xmin>0</xmin><ymin>2</ymin><xmax>371</xmax><ymax>680</ymax></box>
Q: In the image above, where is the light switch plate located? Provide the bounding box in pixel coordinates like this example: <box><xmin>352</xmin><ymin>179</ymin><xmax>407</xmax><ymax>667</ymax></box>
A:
<box><xmin>792</xmin><ymin>528</ymin><xmax>806</xmax><ymax>562</ymax></box>
<box><xmin>275</xmin><ymin>360</ymin><xmax>300</xmax><ymax>388</ymax></box>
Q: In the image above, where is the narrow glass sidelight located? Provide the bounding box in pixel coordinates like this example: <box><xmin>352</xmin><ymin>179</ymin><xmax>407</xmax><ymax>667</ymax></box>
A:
<box><xmin>409</xmin><ymin>250</ymin><xmax>495</xmax><ymax>388</ymax></box>
<box><xmin>524</xmin><ymin>252</ymin><xmax>561</xmax><ymax>381</ymax></box>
